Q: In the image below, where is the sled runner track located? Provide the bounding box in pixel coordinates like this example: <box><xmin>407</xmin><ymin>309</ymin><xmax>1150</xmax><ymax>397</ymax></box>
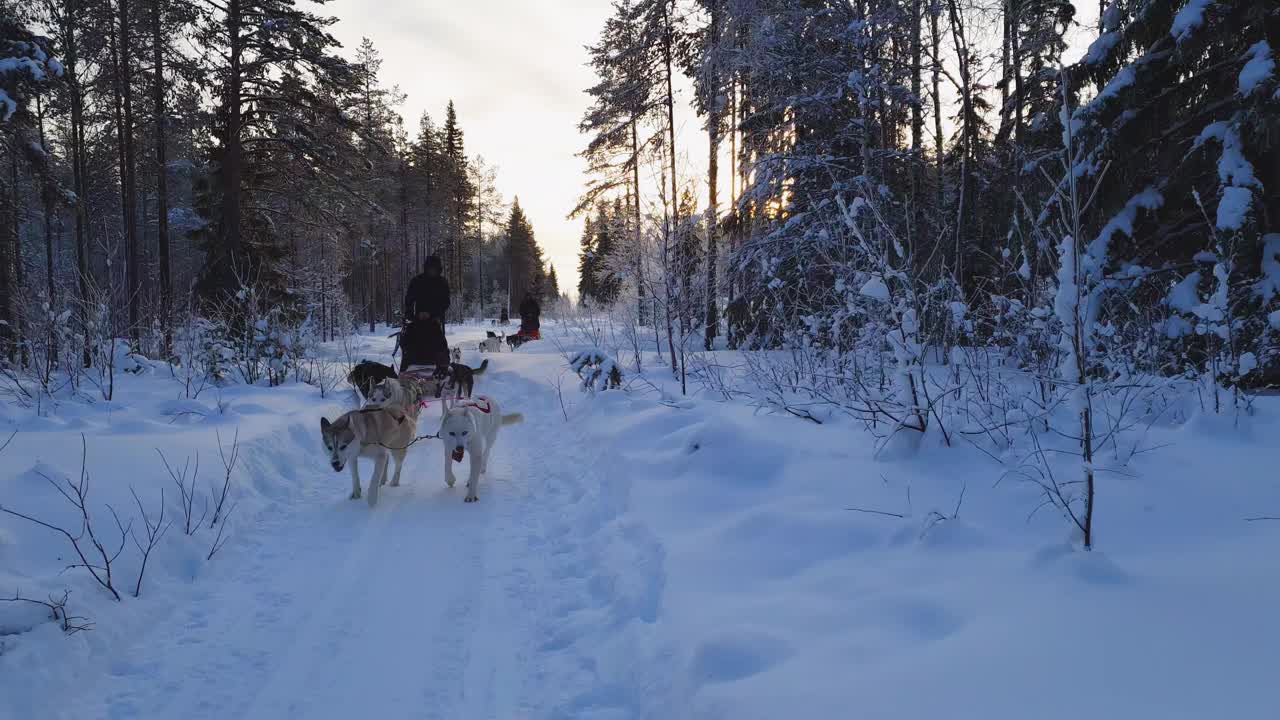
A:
<box><xmin>65</xmin><ymin>352</ymin><xmax>686</xmax><ymax>720</ymax></box>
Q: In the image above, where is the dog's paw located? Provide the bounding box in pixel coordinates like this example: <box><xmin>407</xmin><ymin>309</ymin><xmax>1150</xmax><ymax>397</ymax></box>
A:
<box><xmin>464</xmin><ymin>495</ymin><xmax>479</xmax><ymax>503</ymax></box>
<box><xmin>349</xmin><ymin>490</ymin><xmax>361</xmax><ymax>500</ymax></box>
<box><xmin>390</xmin><ymin>480</ymin><xmax>401</xmax><ymax>487</ymax></box>
<box><xmin>445</xmin><ymin>478</ymin><xmax>456</xmax><ymax>488</ymax></box>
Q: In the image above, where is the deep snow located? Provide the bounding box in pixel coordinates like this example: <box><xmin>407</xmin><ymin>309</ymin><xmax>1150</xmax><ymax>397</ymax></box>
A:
<box><xmin>2</xmin><ymin>322</ymin><xmax>1279</xmax><ymax>719</ymax></box>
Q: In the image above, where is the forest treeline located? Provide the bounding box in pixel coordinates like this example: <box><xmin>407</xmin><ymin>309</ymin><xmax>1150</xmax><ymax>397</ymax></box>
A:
<box><xmin>574</xmin><ymin>0</ymin><xmax>1278</xmax><ymax>389</ymax></box>
<box><xmin>0</xmin><ymin>0</ymin><xmax>559</xmax><ymax>378</ymax></box>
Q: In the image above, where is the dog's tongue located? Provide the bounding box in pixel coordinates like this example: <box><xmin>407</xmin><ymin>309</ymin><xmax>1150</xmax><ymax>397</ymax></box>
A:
<box><xmin>452</xmin><ymin>447</ymin><xmax>465</xmax><ymax>463</ymax></box>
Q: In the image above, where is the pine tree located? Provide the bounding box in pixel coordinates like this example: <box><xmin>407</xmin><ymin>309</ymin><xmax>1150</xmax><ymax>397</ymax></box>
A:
<box><xmin>505</xmin><ymin>198</ymin><xmax>539</xmax><ymax>306</ymax></box>
<box><xmin>577</xmin><ymin>213</ymin><xmax>598</xmax><ymax>302</ymax></box>
<box><xmin>576</xmin><ymin>0</ymin><xmax>666</xmax><ymax>323</ymax></box>
<box><xmin>1058</xmin><ymin>0</ymin><xmax>1280</xmax><ymax>386</ymax></box>
<box><xmin>192</xmin><ymin>0</ymin><xmax>358</xmax><ymax>304</ymax></box>
<box><xmin>0</xmin><ymin>7</ymin><xmax>59</xmax><ymax>358</ymax></box>
<box><xmin>547</xmin><ymin>264</ymin><xmax>561</xmax><ymax>301</ymax></box>
<box><xmin>440</xmin><ymin>100</ymin><xmax>471</xmax><ymax>314</ymax></box>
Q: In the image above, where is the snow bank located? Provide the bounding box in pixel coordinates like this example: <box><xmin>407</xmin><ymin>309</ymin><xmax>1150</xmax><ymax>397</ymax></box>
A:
<box><xmin>0</xmin><ymin>341</ymin><xmax>353</xmax><ymax>717</ymax></box>
<box><xmin>553</xmin><ymin>330</ymin><xmax>1280</xmax><ymax>718</ymax></box>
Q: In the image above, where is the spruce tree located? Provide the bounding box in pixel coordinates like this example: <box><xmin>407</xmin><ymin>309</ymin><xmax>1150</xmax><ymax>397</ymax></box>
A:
<box><xmin>578</xmin><ymin>214</ymin><xmax>599</xmax><ymax>302</ymax></box>
<box><xmin>192</xmin><ymin>0</ymin><xmax>358</xmax><ymax>304</ymax></box>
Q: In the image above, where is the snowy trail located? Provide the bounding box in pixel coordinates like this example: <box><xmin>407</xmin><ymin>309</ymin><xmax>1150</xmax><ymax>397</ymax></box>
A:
<box><xmin>7</xmin><ymin>324</ymin><xmax>1280</xmax><ymax>720</ymax></box>
<box><xmin>52</xmin><ymin>338</ymin><xmax>676</xmax><ymax>720</ymax></box>
<box><xmin>86</xmin><ymin>428</ymin><xmax>513</xmax><ymax>719</ymax></box>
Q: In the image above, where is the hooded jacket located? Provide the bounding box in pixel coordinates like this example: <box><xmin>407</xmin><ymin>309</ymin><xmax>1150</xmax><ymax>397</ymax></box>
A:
<box><xmin>404</xmin><ymin>256</ymin><xmax>451</xmax><ymax>321</ymax></box>
<box><xmin>519</xmin><ymin>294</ymin><xmax>541</xmax><ymax>330</ymax></box>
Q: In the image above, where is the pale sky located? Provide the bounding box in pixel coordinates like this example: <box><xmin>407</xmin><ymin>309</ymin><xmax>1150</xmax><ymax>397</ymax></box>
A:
<box><xmin>327</xmin><ymin>0</ymin><xmax>615</xmax><ymax>295</ymax></box>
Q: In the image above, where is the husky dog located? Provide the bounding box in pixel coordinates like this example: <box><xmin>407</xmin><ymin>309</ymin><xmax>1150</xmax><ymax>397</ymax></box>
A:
<box><xmin>399</xmin><ymin>365</ymin><xmax>453</xmax><ymax>411</ymax></box>
<box><xmin>439</xmin><ymin>359</ymin><xmax>488</xmax><ymax>402</ymax></box>
<box><xmin>478</xmin><ymin>335</ymin><xmax>503</xmax><ymax>353</ymax></box>
<box><xmin>367</xmin><ymin>376</ymin><xmax>431</xmax><ymax>418</ymax></box>
<box><xmin>438</xmin><ymin>395</ymin><xmax>523</xmax><ymax>502</ymax></box>
<box><xmin>320</xmin><ymin>407</ymin><xmax>417</xmax><ymax>507</ymax></box>
<box><xmin>450</xmin><ymin>347</ymin><xmax>463</xmax><ymax>364</ymax></box>
<box><xmin>347</xmin><ymin>360</ymin><xmax>398</xmax><ymax>401</ymax></box>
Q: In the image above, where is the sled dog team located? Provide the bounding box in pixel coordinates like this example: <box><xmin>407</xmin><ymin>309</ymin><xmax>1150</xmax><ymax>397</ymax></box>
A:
<box><xmin>321</xmin><ymin>254</ymin><xmax>533</xmax><ymax>508</ymax></box>
<box><xmin>324</xmin><ymin>356</ymin><xmax>522</xmax><ymax>507</ymax></box>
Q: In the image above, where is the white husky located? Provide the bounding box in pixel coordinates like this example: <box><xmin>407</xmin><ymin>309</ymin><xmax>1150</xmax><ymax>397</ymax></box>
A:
<box><xmin>438</xmin><ymin>395</ymin><xmax>523</xmax><ymax>502</ymax></box>
<box><xmin>320</xmin><ymin>407</ymin><xmax>416</xmax><ymax>507</ymax></box>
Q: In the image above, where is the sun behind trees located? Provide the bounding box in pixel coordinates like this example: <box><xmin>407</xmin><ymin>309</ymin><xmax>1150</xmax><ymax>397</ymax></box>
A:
<box><xmin>0</xmin><ymin>0</ymin><xmax>555</xmax><ymax>382</ymax></box>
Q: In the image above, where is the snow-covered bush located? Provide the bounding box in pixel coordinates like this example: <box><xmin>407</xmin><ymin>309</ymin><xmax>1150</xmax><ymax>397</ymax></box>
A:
<box><xmin>569</xmin><ymin>349</ymin><xmax>623</xmax><ymax>392</ymax></box>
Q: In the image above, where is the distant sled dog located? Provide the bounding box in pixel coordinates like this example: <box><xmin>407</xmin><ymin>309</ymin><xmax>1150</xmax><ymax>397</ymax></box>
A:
<box><xmin>438</xmin><ymin>395</ymin><xmax>523</xmax><ymax>503</ymax></box>
<box><xmin>479</xmin><ymin>334</ymin><xmax>503</xmax><ymax>353</ymax></box>
<box><xmin>438</xmin><ymin>359</ymin><xmax>488</xmax><ymax>403</ymax></box>
<box><xmin>320</xmin><ymin>407</ymin><xmax>416</xmax><ymax>507</ymax></box>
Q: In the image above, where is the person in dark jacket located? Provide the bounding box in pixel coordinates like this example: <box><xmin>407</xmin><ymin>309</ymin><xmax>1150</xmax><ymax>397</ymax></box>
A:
<box><xmin>518</xmin><ymin>293</ymin><xmax>541</xmax><ymax>337</ymax></box>
<box><xmin>400</xmin><ymin>256</ymin><xmax>451</xmax><ymax>370</ymax></box>
<box><xmin>405</xmin><ymin>256</ymin><xmax>450</xmax><ymax>323</ymax></box>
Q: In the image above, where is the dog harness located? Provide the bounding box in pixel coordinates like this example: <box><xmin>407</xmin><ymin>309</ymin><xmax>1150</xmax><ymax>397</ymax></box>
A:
<box><xmin>460</xmin><ymin>398</ymin><xmax>492</xmax><ymax>414</ymax></box>
<box><xmin>358</xmin><ymin>406</ymin><xmax>406</xmax><ymax>425</ymax></box>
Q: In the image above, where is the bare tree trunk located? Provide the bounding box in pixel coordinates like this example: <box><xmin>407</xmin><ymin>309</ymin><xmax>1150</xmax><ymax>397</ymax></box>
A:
<box><xmin>704</xmin><ymin>0</ymin><xmax>722</xmax><ymax>351</ymax></box>
<box><xmin>152</xmin><ymin>0</ymin><xmax>172</xmax><ymax>356</ymax></box>
<box><xmin>10</xmin><ymin>140</ymin><xmax>25</xmax><ymax>365</ymax></box>
<box><xmin>910</xmin><ymin>0</ymin><xmax>925</xmax><ymax>252</ymax></box>
<box><xmin>383</xmin><ymin>234</ymin><xmax>392</xmax><ymax>325</ymax></box>
<box><xmin>1011</xmin><ymin>0</ymin><xmax>1025</xmax><ymax>145</ymax></box>
<box><xmin>218</xmin><ymin>0</ymin><xmax>244</xmax><ymax>273</ymax></box>
<box><xmin>401</xmin><ymin>161</ymin><xmax>410</xmax><ymax>318</ymax></box>
<box><xmin>705</xmin><ymin>125</ymin><xmax>719</xmax><ymax>350</ymax></box>
<box><xmin>1001</xmin><ymin>0</ymin><xmax>1010</xmax><ymax>129</ymax></box>
<box><xmin>630</xmin><ymin>121</ymin><xmax>647</xmax><ymax>327</ymax></box>
<box><xmin>661</xmin><ymin>0</ymin><xmax>679</xmax><ymax>258</ymax></box>
<box><xmin>38</xmin><ymin>96</ymin><xmax>58</xmax><ymax>359</ymax></box>
<box><xmin>117</xmin><ymin>0</ymin><xmax>142</xmax><ymax>343</ymax></box>
<box><xmin>320</xmin><ymin>235</ymin><xmax>328</xmax><ymax>340</ymax></box>
<box><xmin>62</xmin><ymin>1</ymin><xmax>92</xmax><ymax>367</ymax></box>
<box><xmin>660</xmin><ymin>176</ymin><xmax>678</xmax><ymax>376</ymax></box>
<box><xmin>946</xmin><ymin>0</ymin><xmax>975</xmax><ymax>284</ymax></box>
<box><xmin>727</xmin><ymin>73</ymin><xmax>739</xmax><ymax>307</ymax></box>
<box><xmin>929</xmin><ymin>0</ymin><xmax>945</xmax><ymax>215</ymax></box>
<box><xmin>0</xmin><ymin>144</ymin><xmax>13</xmax><ymax>361</ymax></box>
<box><xmin>475</xmin><ymin>187</ymin><xmax>484</xmax><ymax>317</ymax></box>
<box><xmin>661</xmin><ymin>0</ymin><xmax>680</xmax><ymax>375</ymax></box>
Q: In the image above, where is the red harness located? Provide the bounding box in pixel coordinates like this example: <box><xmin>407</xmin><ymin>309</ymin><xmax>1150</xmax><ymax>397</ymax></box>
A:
<box><xmin>460</xmin><ymin>398</ymin><xmax>492</xmax><ymax>414</ymax></box>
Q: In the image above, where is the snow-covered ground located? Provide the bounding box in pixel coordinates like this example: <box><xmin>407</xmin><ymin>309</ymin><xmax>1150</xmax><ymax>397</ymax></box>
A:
<box><xmin>2</xmin><ymin>322</ymin><xmax>1279</xmax><ymax>719</ymax></box>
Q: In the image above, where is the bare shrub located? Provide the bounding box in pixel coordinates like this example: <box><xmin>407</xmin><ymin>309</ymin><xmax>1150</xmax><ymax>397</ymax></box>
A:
<box><xmin>157</xmin><ymin>449</ymin><xmax>207</xmax><ymax>536</ymax></box>
<box><xmin>3</xmin><ymin>589</ymin><xmax>93</xmax><ymax>635</ymax></box>
<box><xmin>0</xmin><ymin>437</ymin><xmax>130</xmax><ymax>601</ymax></box>
<box><xmin>129</xmin><ymin>487</ymin><xmax>172</xmax><ymax>598</ymax></box>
